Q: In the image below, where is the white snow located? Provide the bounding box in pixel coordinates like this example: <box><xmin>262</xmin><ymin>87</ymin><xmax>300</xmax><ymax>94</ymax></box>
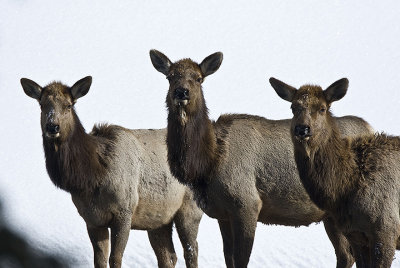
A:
<box><xmin>1</xmin><ymin>0</ymin><xmax>400</xmax><ymax>267</ymax></box>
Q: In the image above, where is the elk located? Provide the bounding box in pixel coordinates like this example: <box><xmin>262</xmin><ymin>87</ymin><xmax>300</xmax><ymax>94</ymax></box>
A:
<box><xmin>21</xmin><ymin>76</ymin><xmax>203</xmax><ymax>268</ymax></box>
<box><xmin>150</xmin><ymin>49</ymin><xmax>374</xmax><ymax>268</ymax></box>
<box><xmin>270</xmin><ymin>77</ymin><xmax>400</xmax><ymax>267</ymax></box>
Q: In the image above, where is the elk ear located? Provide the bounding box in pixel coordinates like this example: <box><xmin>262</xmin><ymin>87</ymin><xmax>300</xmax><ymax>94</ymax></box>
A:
<box><xmin>200</xmin><ymin>52</ymin><xmax>223</xmax><ymax>77</ymax></box>
<box><xmin>71</xmin><ymin>76</ymin><xmax>92</xmax><ymax>100</ymax></box>
<box><xmin>150</xmin><ymin>49</ymin><xmax>172</xmax><ymax>76</ymax></box>
<box><xmin>269</xmin><ymin>77</ymin><xmax>297</xmax><ymax>102</ymax></box>
<box><xmin>21</xmin><ymin>78</ymin><xmax>42</xmax><ymax>100</ymax></box>
<box><xmin>324</xmin><ymin>78</ymin><xmax>348</xmax><ymax>104</ymax></box>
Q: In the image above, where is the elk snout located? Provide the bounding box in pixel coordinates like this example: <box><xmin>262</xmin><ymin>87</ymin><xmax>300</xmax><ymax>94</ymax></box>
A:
<box><xmin>174</xmin><ymin>87</ymin><xmax>189</xmax><ymax>100</ymax></box>
<box><xmin>46</xmin><ymin>123</ymin><xmax>60</xmax><ymax>136</ymax></box>
<box><xmin>294</xmin><ymin>125</ymin><xmax>312</xmax><ymax>139</ymax></box>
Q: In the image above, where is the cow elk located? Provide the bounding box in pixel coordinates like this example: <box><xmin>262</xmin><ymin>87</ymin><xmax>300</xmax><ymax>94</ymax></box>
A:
<box><xmin>21</xmin><ymin>76</ymin><xmax>203</xmax><ymax>268</ymax></box>
<box><xmin>150</xmin><ymin>49</ymin><xmax>374</xmax><ymax>268</ymax></box>
<box><xmin>270</xmin><ymin>77</ymin><xmax>400</xmax><ymax>267</ymax></box>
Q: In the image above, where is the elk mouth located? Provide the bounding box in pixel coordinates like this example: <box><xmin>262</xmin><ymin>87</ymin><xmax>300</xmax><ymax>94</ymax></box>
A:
<box><xmin>294</xmin><ymin>135</ymin><xmax>311</xmax><ymax>142</ymax></box>
<box><xmin>45</xmin><ymin>132</ymin><xmax>60</xmax><ymax>139</ymax></box>
<box><xmin>173</xmin><ymin>99</ymin><xmax>189</xmax><ymax>107</ymax></box>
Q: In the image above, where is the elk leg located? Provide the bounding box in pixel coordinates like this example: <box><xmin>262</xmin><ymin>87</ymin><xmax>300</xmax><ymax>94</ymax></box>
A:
<box><xmin>370</xmin><ymin>232</ymin><xmax>397</xmax><ymax>268</ymax></box>
<box><xmin>147</xmin><ymin>222</ymin><xmax>177</xmax><ymax>268</ymax></box>
<box><xmin>350</xmin><ymin>242</ymin><xmax>369</xmax><ymax>268</ymax></box>
<box><xmin>218</xmin><ymin>219</ymin><xmax>234</xmax><ymax>268</ymax></box>
<box><xmin>231</xmin><ymin>212</ymin><xmax>258</xmax><ymax>268</ymax></box>
<box><xmin>109</xmin><ymin>216</ymin><xmax>131</xmax><ymax>268</ymax></box>
<box><xmin>323</xmin><ymin>217</ymin><xmax>355</xmax><ymax>268</ymax></box>
<box><xmin>87</xmin><ymin>225</ymin><xmax>109</xmax><ymax>268</ymax></box>
<box><xmin>174</xmin><ymin>202</ymin><xmax>202</xmax><ymax>268</ymax></box>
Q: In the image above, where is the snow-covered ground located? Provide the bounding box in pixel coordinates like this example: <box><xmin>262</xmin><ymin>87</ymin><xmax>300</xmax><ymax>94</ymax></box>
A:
<box><xmin>1</xmin><ymin>1</ymin><xmax>400</xmax><ymax>267</ymax></box>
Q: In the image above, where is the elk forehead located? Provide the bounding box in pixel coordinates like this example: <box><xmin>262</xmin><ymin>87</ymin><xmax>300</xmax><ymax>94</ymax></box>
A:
<box><xmin>293</xmin><ymin>85</ymin><xmax>326</xmax><ymax>107</ymax></box>
<box><xmin>169</xmin><ymin>59</ymin><xmax>202</xmax><ymax>78</ymax></box>
<box><xmin>41</xmin><ymin>82</ymin><xmax>73</xmax><ymax>103</ymax></box>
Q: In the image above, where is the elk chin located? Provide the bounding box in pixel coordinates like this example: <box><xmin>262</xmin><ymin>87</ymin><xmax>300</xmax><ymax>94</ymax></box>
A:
<box><xmin>173</xmin><ymin>99</ymin><xmax>189</xmax><ymax>125</ymax></box>
<box><xmin>177</xmin><ymin>106</ymin><xmax>188</xmax><ymax>125</ymax></box>
<box><xmin>43</xmin><ymin>131</ymin><xmax>62</xmax><ymax>151</ymax></box>
<box><xmin>293</xmin><ymin>135</ymin><xmax>312</xmax><ymax>157</ymax></box>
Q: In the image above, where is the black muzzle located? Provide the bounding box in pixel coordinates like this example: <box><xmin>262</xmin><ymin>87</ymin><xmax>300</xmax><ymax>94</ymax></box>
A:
<box><xmin>294</xmin><ymin>125</ymin><xmax>311</xmax><ymax>138</ymax></box>
<box><xmin>174</xmin><ymin>87</ymin><xmax>189</xmax><ymax>100</ymax></box>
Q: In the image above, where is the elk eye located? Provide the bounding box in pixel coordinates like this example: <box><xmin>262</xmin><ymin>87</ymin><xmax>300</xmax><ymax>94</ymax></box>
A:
<box><xmin>320</xmin><ymin>107</ymin><xmax>326</xmax><ymax>113</ymax></box>
<box><xmin>196</xmin><ymin>77</ymin><xmax>203</xmax><ymax>83</ymax></box>
<box><xmin>291</xmin><ymin>105</ymin><xmax>299</xmax><ymax>114</ymax></box>
<box><xmin>67</xmin><ymin>104</ymin><xmax>73</xmax><ymax>110</ymax></box>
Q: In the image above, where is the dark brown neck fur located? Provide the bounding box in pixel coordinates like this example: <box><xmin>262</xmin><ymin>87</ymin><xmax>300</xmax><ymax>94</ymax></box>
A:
<box><xmin>43</xmin><ymin>111</ymin><xmax>114</xmax><ymax>194</ymax></box>
<box><xmin>167</xmin><ymin>97</ymin><xmax>218</xmax><ymax>190</ymax></box>
<box><xmin>294</xmin><ymin>115</ymin><xmax>359</xmax><ymax>211</ymax></box>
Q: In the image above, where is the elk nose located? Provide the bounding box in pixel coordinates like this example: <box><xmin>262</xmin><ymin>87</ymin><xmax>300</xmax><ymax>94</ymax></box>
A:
<box><xmin>174</xmin><ymin>87</ymin><xmax>189</xmax><ymax>100</ymax></box>
<box><xmin>294</xmin><ymin>125</ymin><xmax>311</xmax><ymax>138</ymax></box>
<box><xmin>46</xmin><ymin>123</ymin><xmax>60</xmax><ymax>134</ymax></box>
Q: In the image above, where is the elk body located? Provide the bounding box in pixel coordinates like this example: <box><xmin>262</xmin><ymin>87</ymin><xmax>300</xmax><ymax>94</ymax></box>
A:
<box><xmin>270</xmin><ymin>77</ymin><xmax>400</xmax><ymax>267</ymax></box>
<box><xmin>150</xmin><ymin>50</ymin><xmax>374</xmax><ymax>268</ymax></box>
<box><xmin>21</xmin><ymin>77</ymin><xmax>203</xmax><ymax>268</ymax></box>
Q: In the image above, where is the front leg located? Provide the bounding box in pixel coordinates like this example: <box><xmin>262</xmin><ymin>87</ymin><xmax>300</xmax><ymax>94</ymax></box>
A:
<box><xmin>174</xmin><ymin>201</ymin><xmax>202</xmax><ymax>268</ymax></box>
<box><xmin>147</xmin><ymin>222</ymin><xmax>177</xmax><ymax>268</ymax></box>
<box><xmin>217</xmin><ymin>219</ymin><xmax>234</xmax><ymax>268</ymax></box>
<box><xmin>231</xmin><ymin>202</ymin><xmax>260</xmax><ymax>268</ymax></box>
<box><xmin>87</xmin><ymin>226</ymin><xmax>110</xmax><ymax>268</ymax></box>
<box><xmin>109</xmin><ymin>215</ymin><xmax>132</xmax><ymax>268</ymax></box>
<box><xmin>350</xmin><ymin>242</ymin><xmax>369</xmax><ymax>268</ymax></box>
<box><xmin>369</xmin><ymin>231</ymin><xmax>397</xmax><ymax>268</ymax></box>
<box><xmin>323</xmin><ymin>217</ymin><xmax>354</xmax><ymax>268</ymax></box>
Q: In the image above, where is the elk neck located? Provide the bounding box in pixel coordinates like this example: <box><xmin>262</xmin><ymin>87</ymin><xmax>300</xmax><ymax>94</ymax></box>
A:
<box><xmin>293</xmin><ymin>118</ymin><xmax>359</xmax><ymax>212</ymax></box>
<box><xmin>43</xmin><ymin>111</ymin><xmax>109</xmax><ymax>194</ymax></box>
<box><xmin>166</xmin><ymin>99</ymin><xmax>219</xmax><ymax>191</ymax></box>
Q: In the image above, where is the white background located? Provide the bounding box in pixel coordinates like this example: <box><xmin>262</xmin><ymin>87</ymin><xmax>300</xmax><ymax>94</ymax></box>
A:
<box><xmin>1</xmin><ymin>1</ymin><xmax>400</xmax><ymax>267</ymax></box>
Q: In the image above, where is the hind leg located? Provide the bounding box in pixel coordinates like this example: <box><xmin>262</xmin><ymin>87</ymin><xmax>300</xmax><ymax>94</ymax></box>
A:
<box><xmin>174</xmin><ymin>194</ymin><xmax>203</xmax><ymax>268</ymax></box>
<box><xmin>323</xmin><ymin>217</ymin><xmax>355</xmax><ymax>268</ymax></box>
<box><xmin>148</xmin><ymin>222</ymin><xmax>177</xmax><ymax>268</ymax></box>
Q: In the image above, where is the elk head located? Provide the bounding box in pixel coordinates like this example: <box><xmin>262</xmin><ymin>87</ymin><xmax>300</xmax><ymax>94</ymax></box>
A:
<box><xmin>21</xmin><ymin>76</ymin><xmax>92</xmax><ymax>142</ymax></box>
<box><xmin>270</xmin><ymin>77</ymin><xmax>348</xmax><ymax>152</ymax></box>
<box><xmin>150</xmin><ymin>49</ymin><xmax>223</xmax><ymax>124</ymax></box>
